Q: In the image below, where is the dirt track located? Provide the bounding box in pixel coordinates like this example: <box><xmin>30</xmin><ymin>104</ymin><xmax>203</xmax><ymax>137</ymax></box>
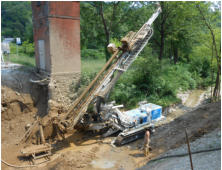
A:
<box><xmin>1</xmin><ymin>68</ymin><xmax>221</xmax><ymax>170</ymax></box>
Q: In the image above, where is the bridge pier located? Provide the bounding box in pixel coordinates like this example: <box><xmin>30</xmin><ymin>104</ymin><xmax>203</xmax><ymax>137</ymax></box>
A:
<box><xmin>32</xmin><ymin>2</ymin><xmax>81</xmax><ymax>112</ymax></box>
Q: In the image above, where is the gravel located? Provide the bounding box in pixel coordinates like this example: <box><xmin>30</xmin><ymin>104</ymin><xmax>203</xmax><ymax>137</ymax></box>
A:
<box><xmin>138</xmin><ymin>129</ymin><xmax>221</xmax><ymax>170</ymax></box>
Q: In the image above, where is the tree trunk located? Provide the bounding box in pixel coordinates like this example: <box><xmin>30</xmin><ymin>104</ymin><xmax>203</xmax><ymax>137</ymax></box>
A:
<box><xmin>158</xmin><ymin>2</ymin><xmax>166</xmax><ymax>61</ymax></box>
<box><xmin>99</xmin><ymin>3</ymin><xmax>110</xmax><ymax>61</ymax></box>
<box><xmin>109</xmin><ymin>2</ymin><xmax>119</xmax><ymax>34</ymax></box>
<box><xmin>159</xmin><ymin>26</ymin><xmax>164</xmax><ymax>60</ymax></box>
<box><xmin>213</xmin><ymin>68</ymin><xmax>220</xmax><ymax>98</ymax></box>
<box><xmin>173</xmin><ymin>46</ymin><xmax>178</xmax><ymax>64</ymax></box>
<box><xmin>185</xmin><ymin>54</ymin><xmax>190</xmax><ymax>63</ymax></box>
<box><xmin>197</xmin><ymin>5</ymin><xmax>221</xmax><ymax>99</ymax></box>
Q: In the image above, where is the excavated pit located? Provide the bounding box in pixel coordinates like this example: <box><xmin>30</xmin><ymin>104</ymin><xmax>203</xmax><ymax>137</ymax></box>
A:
<box><xmin>1</xmin><ymin>66</ymin><xmax>221</xmax><ymax>170</ymax></box>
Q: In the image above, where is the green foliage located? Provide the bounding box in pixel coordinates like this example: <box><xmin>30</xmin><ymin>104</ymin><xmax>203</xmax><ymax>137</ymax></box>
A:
<box><xmin>110</xmin><ymin>83</ymin><xmax>146</xmax><ymax>109</ymax></box>
<box><xmin>20</xmin><ymin>41</ymin><xmax>35</xmax><ymax>56</ymax></box>
<box><xmin>6</xmin><ymin>43</ymin><xmax>35</xmax><ymax>67</ymax></box>
<box><xmin>2</xmin><ymin>1</ymin><xmax>220</xmax><ymax>108</ymax></box>
<box><xmin>110</xmin><ymin>38</ymin><xmax>121</xmax><ymax>48</ymax></box>
<box><xmin>70</xmin><ymin>58</ymin><xmax>106</xmax><ymax>98</ymax></box>
<box><xmin>81</xmin><ymin>58</ymin><xmax>106</xmax><ymax>74</ymax></box>
<box><xmin>110</xmin><ymin>53</ymin><xmax>211</xmax><ymax>108</ymax></box>
<box><xmin>79</xmin><ymin>1</ymin><xmax>220</xmax><ymax>108</ymax></box>
<box><xmin>1</xmin><ymin>1</ymin><xmax>33</xmax><ymax>42</ymax></box>
<box><xmin>9</xmin><ymin>43</ymin><xmax>17</xmax><ymax>54</ymax></box>
<box><xmin>81</xmin><ymin>48</ymin><xmax>105</xmax><ymax>59</ymax></box>
<box><xmin>80</xmin><ymin>2</ymin><xmax>154</xmax><ymax>60</ymax></box>
<box><xmin>71</xmin><ymin>71</ymin><xmax>97</xmax><ymax>95</ymax></box>
<box><xmin>10</xmin><ymin>42</ymin><xmax>35</xmax><ymax>57</ymax></box>
<box><xmin>4</xmin><ymin>53</ymin><xmax>35</xmax><ymax>67</ymax></box>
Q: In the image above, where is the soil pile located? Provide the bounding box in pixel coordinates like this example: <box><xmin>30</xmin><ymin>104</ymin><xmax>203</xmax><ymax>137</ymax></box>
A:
<box><xmin>1</xmin><ymin>86</ymin><xmax>36</xmax><ymax>121</ymax></box>
<box><xmin>1</xmin><ymin>86</ymin><xmax>37</xmax><ymax>145</ymax></box>
<box><xmin>1</xmin><ymin>86</ymin><xmax>37</xmax><ymax>170</ymax></box>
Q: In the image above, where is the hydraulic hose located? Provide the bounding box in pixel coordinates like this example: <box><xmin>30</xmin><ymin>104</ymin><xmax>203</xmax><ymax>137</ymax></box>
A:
<box><xmin>1</xmin><ymin>158</ymin><xmax>51</xmax><ymax>168</ymax></box>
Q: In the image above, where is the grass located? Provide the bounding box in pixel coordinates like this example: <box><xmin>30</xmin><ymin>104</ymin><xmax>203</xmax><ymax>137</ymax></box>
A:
<box><xmin>66</xmin><ymin>57</ymin><xmax>107</xmax><ymax>100</ymax></box>
<box><xmin>81</xmin><ymin>58</ymin><xmax>106</xmax><ymax>73</ymax></box>
<box><xmin>3</xmin><ymin>53</ymin><xmax>35</xmax><ymax>67</ymax></box>
<box><xmin>4</xmin><ymin>50</ymin><xmax>106</xmax><ymax>72</ymax></box>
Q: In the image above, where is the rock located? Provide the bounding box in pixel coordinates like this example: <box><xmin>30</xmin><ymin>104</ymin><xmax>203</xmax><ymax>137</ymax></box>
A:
<box><xmin>15</xmin><ymin>92</ymin><xmax>20</xmax><ymax>96</ymax></box>
<box><xmin>25</xmin><ymin>123</ymin><xmax>31</xmax><ymax>130</ymax></box>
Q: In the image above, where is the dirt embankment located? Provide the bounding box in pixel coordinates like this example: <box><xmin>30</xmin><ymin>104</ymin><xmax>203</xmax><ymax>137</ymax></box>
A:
<box><xmin>1</xmin><ymin>67</ymin><xmax>49</xmax><ymax>170</ymax></box>
<box><xmin>1</xmin><ymin>86</ymin><xmax>37</xmax><ymax>143</ymax></box>
<box><xmin>2</xmin><ymin>67</ymin><xmax>48</xmax><ymax>117</ymax></box>
<box><xmin>2</xmin><ymin>67</ymin><xmax>48</xmax><ymax>143</ymax></box>
<box><xmin>149</xmin><ymin>101</ymin><xmax>221</xmax><ymax>156</ymax></box>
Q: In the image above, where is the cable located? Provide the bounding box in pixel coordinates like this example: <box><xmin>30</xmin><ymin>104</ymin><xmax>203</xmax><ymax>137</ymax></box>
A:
<box><xmin>29</xmin><ymin>78</ymin><xmax>49</xmax><ymax>83</ymax></box>
<box><xmin>1</xmin><ymin>159</ymin><xmax>37</xmax><ymax>168</ymax></box>
<box><xmin>148</xmin><ymin>147</ymin><xmax>221</xmax><ymax>164</ymax></box>
<box><xmin>1</xmin><ymin>158</ymin><xmax>51</xmax><ymax>168</ymax></box>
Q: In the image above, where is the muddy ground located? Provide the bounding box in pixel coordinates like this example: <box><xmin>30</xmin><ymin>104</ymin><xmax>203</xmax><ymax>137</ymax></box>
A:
<box><xmin>1</xmin><ymin>67</ymin><xmax>221</xmax><ymax>170</ymax></box>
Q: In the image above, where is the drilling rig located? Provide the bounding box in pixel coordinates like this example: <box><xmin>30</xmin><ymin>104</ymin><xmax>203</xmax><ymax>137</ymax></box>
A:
<box><xmin>20</xmin><ymin>3</ymin><xmax>162</xmax><ymax>160</ymax></box>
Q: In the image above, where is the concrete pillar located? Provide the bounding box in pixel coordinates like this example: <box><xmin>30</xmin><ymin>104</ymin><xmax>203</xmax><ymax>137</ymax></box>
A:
<box><xmin>32</xmin><ymin>2</ymin><xmax>81</xmax><ymax>111</ymax></box>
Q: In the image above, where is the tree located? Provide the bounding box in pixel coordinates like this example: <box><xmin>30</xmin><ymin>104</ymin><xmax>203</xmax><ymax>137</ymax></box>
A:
<box><xmin>152</xmin><ymin>2</ymin><xmax>172</xmax><ymax>61</ymax></box>
<box><xmin>89</xmin><ymin>2</ymin><xmax>126</xmax><ymax>61</ymax></box>
<box><xmin>1</xmin><ymin>1</ymin><xmax>33</xmax><ymax>42</ymax></box>
<box><xmin>152</xmin><ymin>2</ymin><xmax>202</xmax><ymax>63</ymax></box>
<box><xmin>196</xmin><ymin>3</ymin><xmax>221</xmax><ymax>99</ymax></box>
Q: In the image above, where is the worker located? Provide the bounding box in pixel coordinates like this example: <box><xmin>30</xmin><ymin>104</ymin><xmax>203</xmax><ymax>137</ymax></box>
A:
<box><xmin>144</xmin><ymin>129</ymin><xmax>150</xmax><ymax>156</ymax></box>
<box><xmin>144</xmin><ymin>126</ymin><xmax>155</xmax><ymax>156</ymax></box>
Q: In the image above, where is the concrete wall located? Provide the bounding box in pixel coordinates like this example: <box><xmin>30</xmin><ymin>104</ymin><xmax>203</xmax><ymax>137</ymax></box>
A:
<box><xmin>32</xmin><ymin>2</ymin><xmax>81</xmax><ymax>110</ymax></box>
<box><xmin>48</xmin><ymin>2</ymin><xmax>80</xmax><ymax>74</ymax></box>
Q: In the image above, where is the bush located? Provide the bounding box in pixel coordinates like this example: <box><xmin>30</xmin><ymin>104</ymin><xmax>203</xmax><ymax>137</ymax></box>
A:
<box><xmin>110</xmin><ymin>55</ymin><xmax>201</xmax><ymax>109</ymax></box>
<box><xmin>20</xmin><ymin>40</ymin><xmax>35</xmax><ymax>56</ymax></box>
<box><xmin>189</xmin><ymin>54</ymin><xmax>215</xmax><ymax>88</ymax></box>
<box><xmin>110</xmin><ymin>83</ymin><xmax>146</xmax><ymax>109</ymax></box>
<box><xmin>110</xmin><ymin>38</ymin><xmax>121</xmax><ymax>47</ymax></box>
<box><xmin>81</xmin><ymin>48</ymin><xmax>105</xmax><ymax>59</ymax></box>
<box><xmin>70</xmin><ymin>71</ymin><xmax>97</xmax><ymax>98</ymax></box>
<box><xmin>8</xmin><ymin>42</ymin><xmax>35</xmax><ymax>67</ymax></box>
<box><xmin>9</xmin><ymin>43</ymin><xmax>17</xmax><ymax>54</ymax></box>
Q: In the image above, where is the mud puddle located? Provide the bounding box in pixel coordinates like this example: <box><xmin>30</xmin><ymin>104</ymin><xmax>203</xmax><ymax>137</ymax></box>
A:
<box><xmin>88</xmin><ymin>144</ymin><xmax>136</xmax><ymax>170</ymax></box>
<box><xmin>91</xmin><ymin>159</ymin><xmax>116</xmax><ymax>169</ymax></box>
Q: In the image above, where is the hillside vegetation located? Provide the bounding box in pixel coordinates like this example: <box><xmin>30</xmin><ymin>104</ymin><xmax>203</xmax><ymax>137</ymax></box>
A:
<box><xmin>2</xmin><ymin>1</ymin><xmax>221</xmax><ymax>108</ymax></box>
